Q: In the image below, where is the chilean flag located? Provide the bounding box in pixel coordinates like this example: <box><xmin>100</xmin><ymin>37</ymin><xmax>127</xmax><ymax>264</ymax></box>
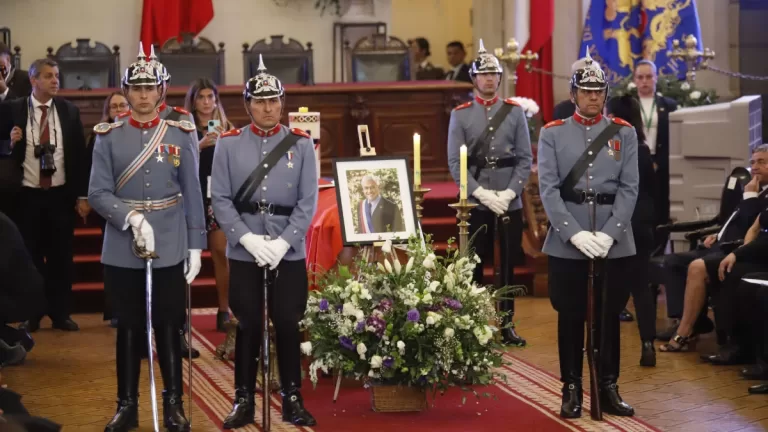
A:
<box><xmin>513</xmin><ymin>0</ymin><xmax>554</xmax><ymax>122</ymax></box>
<box><xmin>140</xmin><ymin>0</ymin><xmax>214</xmax><ymax>47</ymax></box>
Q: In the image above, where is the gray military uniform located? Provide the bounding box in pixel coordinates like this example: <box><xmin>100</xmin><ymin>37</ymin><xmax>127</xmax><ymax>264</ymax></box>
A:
<box><xmin>88</xmin><ymin>115</ymin><xmax>207</xmax><ymax>269</ymax></box>
<box><xmin>211</xmin><ymin>124</ymin><xmax>318</xmax><ymax>262</ymax></box>
<box><xmin>447</xmin><ymin>96</ymin><xmax>533</xmax><ymax>211</ymax></box>
<box><xmin>537</xmin><ymin>115</ymin><xmax>639</xmax><ymax>260</ymax></box>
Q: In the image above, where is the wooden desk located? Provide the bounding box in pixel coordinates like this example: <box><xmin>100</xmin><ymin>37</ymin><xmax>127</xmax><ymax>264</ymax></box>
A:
<box><xmin>59</xmin><ymin>81</ymin><xmax>474</xmax><ymax>182</ymax></box>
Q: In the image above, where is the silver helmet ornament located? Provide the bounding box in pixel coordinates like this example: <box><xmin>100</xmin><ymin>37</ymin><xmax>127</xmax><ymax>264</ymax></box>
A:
<box><xmin>148</xmin><ymin>44</ymin><xmax>171</xmax><ymax>84</ymax></box>
<box><xmin>570</xmin><ymin>49</ymin><xmax>608</xmax><ymax>92</ymax></box>
<box><xmin>243</xmin><ymin>55</ymin><xmax>285</xmax><ymax>100</ymax></box>
<box><xmin>470</xmin><ymin>39</ymin><xmax>503</xmax><ymax>76</ymax></box>
<box><xmin>122</xmin><ymin>41</ymin><xmax>163</xmax><ymax>87</ymax></box>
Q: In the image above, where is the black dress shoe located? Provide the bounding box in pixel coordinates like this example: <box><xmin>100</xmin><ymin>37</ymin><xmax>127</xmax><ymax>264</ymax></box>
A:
<box><xmin>708</xmin><ymin>348</ymin><xmax>750</xmax><ymax>366</ymax></box>
<box><xmin>52</xmin><ymin>318</ymin><xmax>79</xmax><ymax>331</ymax></box>
<box><xmin>104</xmin><ymin>399</ymin><xmax>139</xmax><ymax>432</ymax></box>
<box><xmin>0</xmin><ymin>340</ymin><xmax>27</xmax><ymax>367</ymax></box>
<box><xmin>19</xmin><ymin>319</ymin><xmax>40</xmax><ymax>333</ymax></box>
<box><xmin>180</xmin><ymin>333</ymin><xmax>200</xmax><ymax>359</ymax></box>
<box><xmin>223</xmin><ymin>390</ymin><xmax>255</xmax><ymax>429</ymax></box>
<box><xmin>599</xmin><ymin>383</ymin><xmax>634</xmax><ymax>416</ymax></box>
<box><xmin>619</xmin><ymin>309</ymin><xmax>634</xmax><ymax>322</ymax></box>
<box><xmin>281</xmin><ymin>389</ymin><xmax>316</xmax><ymax>426</ymax></box>
<box><xmin>501</xmin><ymin>326</ymin><xmax>527</xmax><ymax>347</ymax></box>
<box><xmin>742</xmin><ymin>364</ymin><xmax>768</xmax><ymax>380</ymax></box>
<box><xmin>559</xmin><ymin>382</ymin><xmax>582</xmax><ymax>418</ymax></box>
<box><xmin>16</xmin><ymin>330</ymin><xmax>34</xmax><ymax>353</ymax></box>
<box><xmin>748</xmin><ymin>383</ymin><xmax>768</xmax><ymax>394</ymax></box>
<box><xmin>640</xmin><ymin>341</ymin><xmax>656</xmax><ymax>367</ymax></box>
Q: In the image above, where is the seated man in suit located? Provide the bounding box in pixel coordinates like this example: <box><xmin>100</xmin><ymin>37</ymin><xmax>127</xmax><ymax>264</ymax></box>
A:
<box><xmin>0</xmin><ymin>43</ymin><xmax>31</xmax><ymax>102</ymax></box>
<box><xmin>659</xmin><ymin>145</ymin><xmax>768</xmax><ymax>352</ymax></box>
<box><xmin>356</xmin><ymin>174</ymin><xmax>404</xmax><ymax>234</ymax></box>
<box><xmin>444</xmin><ymin>41</ymin><xmax>471</xmax><ymax>83</ymax></box>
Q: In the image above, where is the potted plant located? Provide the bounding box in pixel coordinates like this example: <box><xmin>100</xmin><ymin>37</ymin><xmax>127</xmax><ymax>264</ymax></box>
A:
<box><xmin>299</xmin><ymin>234</ymin><xmax>524</xmax><ymax>411</ymax></box>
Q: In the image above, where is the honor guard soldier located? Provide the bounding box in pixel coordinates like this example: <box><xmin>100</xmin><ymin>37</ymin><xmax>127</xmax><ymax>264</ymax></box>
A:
<box><xmin>537</xmin><ymin>53</ymin><xmax>638</xmax><ymax>419</ymax></box>
<box><xmin>88</xmin><ymin>44</ymin><xmax>206</xmax><ymax>432</ymax></box>
<box><xmin>148</xmin><ymin>43</ymin><xmax>201</xmax><ymax>359</ymax></box>
<box><xmin>447</xmin><ymin>39</ymin><xmax>533</xmax><ymax>346</ymax></box>
<box><xmin>211</xmin><ymin>55</ymin><xmax>318</xmax><ymax>428</ymax></box>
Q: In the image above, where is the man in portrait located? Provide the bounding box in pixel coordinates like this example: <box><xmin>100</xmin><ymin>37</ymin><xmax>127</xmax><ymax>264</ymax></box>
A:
<box><xmin>356</xmin><ymin>174</ymin><xmax>404</xmax><ymax>234</ymax></box>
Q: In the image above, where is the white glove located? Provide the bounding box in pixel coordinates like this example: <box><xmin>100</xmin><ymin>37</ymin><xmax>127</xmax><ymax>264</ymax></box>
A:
<box><xmin>594</xmin><ymin>232</ymin><xmax>614</xmax><ymax>258</ymax></box>
<box><xmin>239</xmin><ymin>233</ymin><xmax>268</xmax><ymax>266</ymax></box>
<box><xmin>257</xmin><ymin>238</ymin><xmax>291</xmax><ymax>270</ymax></box>
<box><xmin>472</xmin><ymin>187</ymin><xmax>499</xmax><ymax>209</ymax></box>
<box><xmin>569</xmin><ymin>231</ymin><xmax>603</xmax><ymax>259</ymax></box>
<box><xmin>490</xmin><ymin>189</ymin><xmax>517</xmax><ymax>215</ymax></box>
<box><xmin>184</xmin><ymin>249</ymin><xmax>202</xmax><ymax>284</ymax></box>
<box><xmin>128</xmin><ymin>212</ymin><xmax>155</xmax><ymax>253</ymax></box>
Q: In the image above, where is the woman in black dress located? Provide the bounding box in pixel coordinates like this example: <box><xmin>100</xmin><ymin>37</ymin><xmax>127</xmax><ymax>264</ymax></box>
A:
<box><xmin>606</xmin><ymin>95</ymin><xmax>659</xmax><ymax>366</ymax></box>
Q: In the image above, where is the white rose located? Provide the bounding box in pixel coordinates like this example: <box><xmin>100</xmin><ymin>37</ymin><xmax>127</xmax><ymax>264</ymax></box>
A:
<box><xmin>426</xmin><ymin>316</ymin><xmax>435</xmax><ymax>325</ymax></box>
<box><xmin>300</xmin><ymin>341</ymin><xmax>313</xmax><ymax>355</ymax></box>
<box><xmin>370</xmin><ymin>355</ymin><xmax>383</xmax><ymax>368</ymax></box>
<box><xmin>444</xmin><ymin>328</ymin><xmax>455</xmax><ymax>338</ymax></box>
<box><xmin>357</xmin><ymin>343</ymin><xmax>367</xmax><ymax>359</ymax></box>
<box><xmin>342</xmin><ymin>302</ymin><xmax>356</xmax><ymax>316</ymax></box>
<box><xmin>690</xmin><ymin>90</ymin><xmax>701</xmax><ymax>100</ymax></box>
<box><xmin>355</xmin><ymin>310</ymin><xmax>365</xmax><ymax>321</ymax></box>
<box><xmin>381</xmin><ymin>239</ymin><xmax>392</xmax><ymax>254</ymax></box>
<box><xmin>397</xmin><ymin>340</ymin><xmax>406</xmax><ymax>354</ymax></box>
<box><xmin>680</xmin><ymin>81</ymin><xmax>691</xmax><ymax>91</ymax></box>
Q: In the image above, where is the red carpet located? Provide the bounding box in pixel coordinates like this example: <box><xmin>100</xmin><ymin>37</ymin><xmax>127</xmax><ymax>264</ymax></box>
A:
<box><xmin>185</xmin><ymin>310</ymin><xmax>659</xmax><ymax>432</ymax></box>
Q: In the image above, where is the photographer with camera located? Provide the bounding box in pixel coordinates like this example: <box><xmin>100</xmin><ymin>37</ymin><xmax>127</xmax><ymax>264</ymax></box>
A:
<box><xmin>0</xmin><ymin>43</ymin><xmax>31</xmax><ymax>103</ymax></box>
<box><xmin>0</xmin><ymin>58</ymin><xmax>90</xmax><ymax>333</ymax></box>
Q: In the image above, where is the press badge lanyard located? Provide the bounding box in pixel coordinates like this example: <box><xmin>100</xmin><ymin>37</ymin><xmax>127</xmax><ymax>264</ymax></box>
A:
<box><xmin>640</xmin><ymin>98</ymin><xmax>656</xmax><ymax>133</ymax></box>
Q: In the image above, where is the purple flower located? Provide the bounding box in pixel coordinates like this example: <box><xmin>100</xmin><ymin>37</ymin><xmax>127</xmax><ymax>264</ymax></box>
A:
<box><xmin>366</xmin><ymin>315</ymin><xmax>386</xmax><ymax>337</ymax></box>
<box><xmin>444</xmin><ymin>299</ymin><xmax>463</xmax><ymax>310</ymax></box>
<box><xmin>355</xmin><ymin>321</ymin><xmax>365</xmax><ymax>333</ymax></box>
<box><xmin>335</xmin><ymin>304</ymin><xmax>343</xmax><ymax>312</ymax></box>
<box><xmin>319</xmin><ymin>299</ymin><xmax>329</xmax><ymax>312</ymax></box>
<box><xmin>382</xmin><ymin>357</ymin><xmax>394</xmax><ymax>369</ymax></box>
<box><xmin>378</xmin><ymin>299</ymin><xmax>393</xmax><ymax>312</ymax></box>
<box><xmin>339</xmin><ymin>336</ymin><xmax>355</xmax><ymax>351</ymax></box>
<box><xmin>407</xmin><ymin>309</ymin><xmax>420</xmax><ymax>322</ymax></box>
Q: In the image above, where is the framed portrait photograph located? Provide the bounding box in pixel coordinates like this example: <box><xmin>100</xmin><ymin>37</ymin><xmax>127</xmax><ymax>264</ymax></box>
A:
<box><xmin>332</xmin><ymin>156</ymin><xmax>418</xmax><ymax>246</ymax></box>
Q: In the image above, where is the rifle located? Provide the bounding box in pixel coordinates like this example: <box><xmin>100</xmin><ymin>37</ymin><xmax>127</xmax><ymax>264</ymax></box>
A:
<box><xmin>586</xmin><ymin>199</ymin><xmax>602</xmax><ymax>421</ymax></box>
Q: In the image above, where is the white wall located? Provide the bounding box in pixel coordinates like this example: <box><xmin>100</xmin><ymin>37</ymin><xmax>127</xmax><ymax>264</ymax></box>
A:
<box><xmin>2</xmin><ymin>0</ymin><xmax>392</xmax><ymax>85</ymax></box>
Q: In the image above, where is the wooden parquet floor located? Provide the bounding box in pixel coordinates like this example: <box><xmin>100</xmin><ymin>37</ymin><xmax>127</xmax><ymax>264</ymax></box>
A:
<box><xmin>3</xmin><ymin>297</ymin><xmax>768</xmax><ymax>431</ymax></box>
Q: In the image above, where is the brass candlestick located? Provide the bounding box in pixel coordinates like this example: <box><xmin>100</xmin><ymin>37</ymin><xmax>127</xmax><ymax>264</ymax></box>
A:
<box><xmin>448</xmin><ymin>198</ymin><xmax>478</xmax><ymax>257</ymax></box>
<box><xmin>494</xmin><ymin>38</ymin><xmax>539</xmax><ymax>97</ymax></box>
<box><xmin>413</xmin><ymin>185</ymin><xmax>431</xmax><ymax>223</ymax></box>
<box><xmin>667</xmin><ymin>34</ymin><xmax>715</xmax><ymax>88</ymax></box>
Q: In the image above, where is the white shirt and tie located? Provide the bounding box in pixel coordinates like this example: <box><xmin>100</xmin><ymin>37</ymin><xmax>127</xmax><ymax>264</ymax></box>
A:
<box><xmin>22</xmin><ymin>95</ymin><xmax>65</xmax><ymax>188</ymax></box>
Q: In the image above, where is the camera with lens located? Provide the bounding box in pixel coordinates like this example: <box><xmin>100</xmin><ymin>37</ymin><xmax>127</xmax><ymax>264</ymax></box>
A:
<box><xmin>34</xmin><ymin>142</ymin><xmax>57</xmax><ymax>177</ymax></box>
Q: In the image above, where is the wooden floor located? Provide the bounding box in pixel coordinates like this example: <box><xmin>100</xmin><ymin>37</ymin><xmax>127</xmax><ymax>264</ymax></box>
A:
<box><xmin>3</xmin><ymin>297</ymin><xmax>768</xmax><ymax>432</ymax></box>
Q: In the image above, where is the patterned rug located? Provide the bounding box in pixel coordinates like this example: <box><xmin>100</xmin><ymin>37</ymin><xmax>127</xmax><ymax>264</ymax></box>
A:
<box><xmin>185</xmin><ymin>309</ymin><xmax>659</xmax><ymax>432</ymax></box>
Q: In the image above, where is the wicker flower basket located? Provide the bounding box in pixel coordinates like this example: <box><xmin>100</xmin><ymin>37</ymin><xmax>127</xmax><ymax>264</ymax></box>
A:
<box><xmin>370</xmin><ymin>384</ymin><xmax>427</xmax><ymax>412</ymax></box>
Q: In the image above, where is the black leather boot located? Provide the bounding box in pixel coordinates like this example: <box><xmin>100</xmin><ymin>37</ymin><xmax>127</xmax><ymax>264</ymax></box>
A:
<box><xmin>156</xmin><ymin>324</ymin><xmax>190</xmax><ymax>431</ymax></box>
<box><xmin>640</xmin><ymin>341</ymin><xmax>656</xmax><ymax>367</ymax></box>
<box><xmin>105</xmin><ymin>327</ymin><xmax>141</xmax><ymax>432</ymax></box>
<box><xmin>500</xmin><ymin>299</ymin><xmax>526</xmax><ymax>346</ymax></box>
<box><xmin>224</xmin><ymin>326</ymin><xmax>258</xmax><ymax>429</ymax></box>
<box><xmin>560</xmin><ymin>380</ymin><xmax>582</xmax><ymax>418</ymax></box>
<box><xmin>180</xmin><ymin>327</ymin><xmax>200</xmax><ymax>359</ymax></box>
<box><xmin>281</xmin><ymin>385</ymin><xmax>316</xmax><ymax>426</ymax></box>
<box><xmin>599</xmin><ymin>380</ymin><xmax>634</xmax><ymax>416</ymax></box>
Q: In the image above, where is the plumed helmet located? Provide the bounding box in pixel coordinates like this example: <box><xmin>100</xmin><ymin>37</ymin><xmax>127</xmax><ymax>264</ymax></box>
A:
<box><xmin>243</xmin><ymin>55</ymin><xmax>284</xmax><ymax>100</ymax></box>
<box><xmin>470</xmin><ymin>39</ymin><xmax>503</xmax><ymax>76</ymax></box>
<box><xmin>122</xmin><ymin>42</ymin><xmax>163</xmax><ymax>87</ymax></box>
<box><xmin>570</xmin><ymin>50</ymin><xmax>608</xmax><ymax>92</ymax></box>
<box><xmin>148</xmin><ymin>45</ymin><xmax>171</xmax><ymax>84</ymax></box>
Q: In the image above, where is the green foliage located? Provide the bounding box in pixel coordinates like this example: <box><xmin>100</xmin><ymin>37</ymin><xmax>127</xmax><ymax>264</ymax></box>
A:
<box><xmin>610</xmin><ymin>74</ymin><xmax>719</xmax><ymax>107</ymax></box>
<box><xmin>299</xmin><ymin>233</ymin><xmax>526</xmax><ymax>401</ymax></box>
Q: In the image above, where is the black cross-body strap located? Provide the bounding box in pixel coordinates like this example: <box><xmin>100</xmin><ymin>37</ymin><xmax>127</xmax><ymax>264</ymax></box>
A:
<box><xmin>469</xmin><ymin>102</ymin><xmax>514</xmax><ymax>179</ymax></box>
<box><xmin>560</xmin><ymin>122</ymin><xmax>622</xmax><ymax>194</ymax></box>
<box><xmin>233</xmin><ymin>134</ymin><xmax>301</xmax><ymax>211</ymax></box>
<box><xmin>163</xmin><ymin>109</ymin><xmax>183</xmax><ymax>122</ymax></box>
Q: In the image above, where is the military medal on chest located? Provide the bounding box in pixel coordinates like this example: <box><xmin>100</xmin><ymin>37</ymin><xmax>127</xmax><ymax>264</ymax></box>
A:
<box><xmin>286</xmin><ymin>150</ymin><xmax>294</xmax><ymax>169</ymax></box>
<box><xmin>607</xmin><ymin>139</ymin><xmax>621</xmax><ymax>161</ymax></box>
<box><xmin>156</xmin><ymin>144</ymin><xmax>181</xmax><ymax>167</ymax></box>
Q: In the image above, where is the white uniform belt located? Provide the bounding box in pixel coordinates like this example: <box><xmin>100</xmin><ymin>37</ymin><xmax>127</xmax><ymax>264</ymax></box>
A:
<box><xmin>122</xmin><ymin>194</ymin><xmax>181</xmax><ymax>212</ymax></box>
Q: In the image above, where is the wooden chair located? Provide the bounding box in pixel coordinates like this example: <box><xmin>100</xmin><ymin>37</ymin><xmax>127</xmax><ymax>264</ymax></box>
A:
<box><xmin>47</xmin><ymin>39</ymin><xmax>119</xmax><ymax>90</ymax></box>
<box><xmin>156</xmin><ymin>34</ymin><xmax>225</xmax><ymax>87</ymax></box>
<box><xmin>242</xmin><ymin>35</ymin><xmax>314</xmax><ymax>85</ymax></box>
<box><xmin>345</xmin><ymin>34</ymin><xmax>411</xmax><ymax>82</ymax></box>
<box><xmin>333</xmin><ymin>22</ymin><xmax>387</xmax><ymax>82</ymax></box>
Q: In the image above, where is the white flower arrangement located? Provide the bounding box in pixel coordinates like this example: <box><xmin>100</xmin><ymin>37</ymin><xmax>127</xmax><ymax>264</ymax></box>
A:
<box><xmin>509</xmin><ymin>96</ymin><xmax>541</xmax><ymax>140</ymax></box>
<box><xmin>300</xmin><ymin>235</ymin><xmax>525</xmax><ymax>395</ymax></box>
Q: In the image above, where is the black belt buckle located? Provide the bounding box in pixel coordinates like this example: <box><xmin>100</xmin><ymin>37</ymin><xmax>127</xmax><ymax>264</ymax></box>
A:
<box><xmin>580</xmin><ymin>190</ymin><xmax>599</xmax><ymax>204</ymax></box>
<box><xmin>485</xmin><ymin>156</ymin><xmax>498</xmax><ymax>169</ymax></box>
<box><xmin>257</xmin><ymin>202</ymin><xmax>275</xmax><ymax>216</ymax></box>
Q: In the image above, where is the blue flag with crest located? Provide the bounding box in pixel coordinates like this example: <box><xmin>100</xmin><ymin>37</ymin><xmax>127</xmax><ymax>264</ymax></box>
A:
<box><xmin>580</xmin><ymin>0</ymin><xmax>703</xmax><ymax>83</ymax></box>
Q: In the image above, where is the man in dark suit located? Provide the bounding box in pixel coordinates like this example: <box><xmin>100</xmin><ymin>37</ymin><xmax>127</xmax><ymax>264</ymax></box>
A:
<box><xmin>632</xmin><ymin>60</ymin><xmax>677</xmax><ymax>231</ymax></box>
<box><xmin>0</xmin><ymin>58</ymin><xmax>90</xmax><ymax>332</ymax></box>
<box><xmin>356</xmin><ymin>174</ymin><xmax>404</xmax><ymax>233</ymax></box>
<box><xmin>657</xmin><ymin>146</ymin><xmax>768</xmax><ymax>343</ymax></box>
<box><xmin>0</xmin><ymin>43</ymin><xmax>31</xmax><ymax>102</ymax></box>
<box><xmin>411</xmin><ymin>37</ymin><xmax>444</xmax><ymax>81</ymax></box>
<box><xmin>444</xmin><ymin>41</ymin><xmax>471</xmax><ymax>83</ymax></box>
